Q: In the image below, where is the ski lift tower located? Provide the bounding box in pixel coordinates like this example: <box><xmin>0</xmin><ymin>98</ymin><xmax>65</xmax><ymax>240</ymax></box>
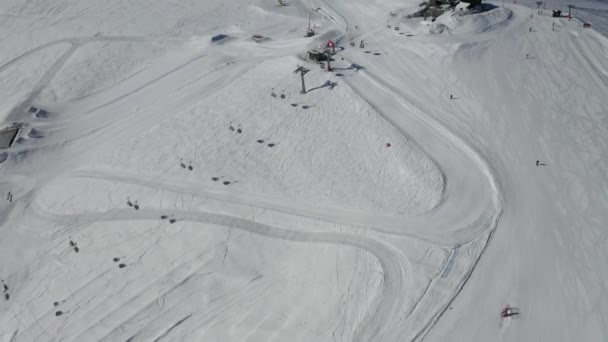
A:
<box><xmin>294</xmin><ymin>66</ymin><xmax>310</xmax><ymax>93</ymax></box>
<box><xmin>306</xmin><ymin>12</ymin><xmax>315</xmax><ymax>37</ymax></box>
<box><xmin>567</xmin><ymin>4</ymin><xmax>574</xmax><ymax>20</ymax></box>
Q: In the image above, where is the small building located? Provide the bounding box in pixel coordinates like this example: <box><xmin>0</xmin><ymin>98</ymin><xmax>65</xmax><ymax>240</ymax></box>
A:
<box><xmin>308</xmin><ymin>49</ymin><xmax>328</xmax><ymax>62</ymax></box>
<box><xmin>0</xmin><ymin>127</ymin><xmax>19</xmax><ymax>149</ymax></box>
<box><xmin>583</xmin><ymin>22</ymin><xmax>592</xmax><ymax>28</ymax></box>
<box><xmin>552</xmin><ymin>10</ymin><xmax>562</xmax><ymax>17</ymax></box>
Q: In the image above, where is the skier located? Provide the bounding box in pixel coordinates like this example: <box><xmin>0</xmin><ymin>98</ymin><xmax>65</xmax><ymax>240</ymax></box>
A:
<box><xmin>536</xmin><ymin>160</ymin><xmax>539</xmax><ymax>166</ymax></box>
<box><xmin>450</xmin><ymin>94</ymin><xmax>453</xmax><ymax>99</ymax></box>
<box><xmin>1</xmin><ymin>280</ymin><xmax>7</xmax><ymax>292</ymax></box>
<box><xmin>529</xmin><ymin>27</ymin><xmax>532</xmax><ymax>32</ymax></box>
<box><xmin>501</xmin><ymin>305</ymin><xmax>519</xmax><ymax>318</ymax></box>
<box><xmin>359</xmin><ymin>40</ymin><xmax>364</xmax><ymax>48</ymax></box>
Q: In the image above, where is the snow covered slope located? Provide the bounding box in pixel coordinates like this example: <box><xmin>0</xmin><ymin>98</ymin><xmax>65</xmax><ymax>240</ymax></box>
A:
<box><xmin>1</xmin><ymin>0</ymin><xmax>607</xmax><ymax>341</ymax></box>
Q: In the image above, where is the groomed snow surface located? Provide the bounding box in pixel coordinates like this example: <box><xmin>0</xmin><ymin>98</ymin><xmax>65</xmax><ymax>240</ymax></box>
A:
<box><xmin>1</xmin><ymin>0</ymin><xmax>608</xmax><ymax>341</ymax></box>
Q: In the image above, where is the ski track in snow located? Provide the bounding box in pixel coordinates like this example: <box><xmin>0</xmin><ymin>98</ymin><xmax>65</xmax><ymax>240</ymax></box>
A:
<box><xmin>0</xmin><ymin>1</ymin><xmax>508</xmax><ymax>341</ymax></box>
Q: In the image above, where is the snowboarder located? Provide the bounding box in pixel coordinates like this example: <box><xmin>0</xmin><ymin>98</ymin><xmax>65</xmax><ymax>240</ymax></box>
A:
<box><xmin>126</xmin><ymin>197</ymin><xmax>133</xmax><ymax>207</ymax></box>
<box><xmin>2</xmin><ymin>280</ymin><xmax>8</xmax><ymax>292</ymax></box>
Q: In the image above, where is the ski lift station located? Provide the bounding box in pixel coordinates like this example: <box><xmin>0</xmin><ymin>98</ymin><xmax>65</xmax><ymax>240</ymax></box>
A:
<box><xmin>307</xmin><ymin>49</ymin><xmax>329</xmax><ymax>62</ymax></box>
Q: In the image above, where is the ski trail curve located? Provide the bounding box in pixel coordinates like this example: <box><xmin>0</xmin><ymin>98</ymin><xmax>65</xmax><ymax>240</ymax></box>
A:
<box><xmin>307</xmin><ymin>1</ymin><xmax>503</xmax><ymax>340</ymax></box>
<box><xmin>39</xmin><ymin>208</ymin><xmax>409</xmax><ymax>342</ymax></box>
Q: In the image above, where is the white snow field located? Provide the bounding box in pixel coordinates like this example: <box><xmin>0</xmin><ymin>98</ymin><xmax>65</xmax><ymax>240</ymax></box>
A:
<box><xmin>1</xmin><ymin>0</ymin><xmax>607</xmax><ymax>340</ymax></box>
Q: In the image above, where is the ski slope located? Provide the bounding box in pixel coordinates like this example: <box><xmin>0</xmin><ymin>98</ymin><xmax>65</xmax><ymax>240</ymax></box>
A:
<box><xmin>1</xmin><ymin>0</ymin><xmax>607</xmax><ymax>341</ymax></box>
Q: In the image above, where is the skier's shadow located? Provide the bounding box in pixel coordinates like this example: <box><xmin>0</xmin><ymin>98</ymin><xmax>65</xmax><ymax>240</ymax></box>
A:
<box><xmin>306</xmin><ymin>80</ymin><xmax>338</xmax><ymax>93</ymax></box>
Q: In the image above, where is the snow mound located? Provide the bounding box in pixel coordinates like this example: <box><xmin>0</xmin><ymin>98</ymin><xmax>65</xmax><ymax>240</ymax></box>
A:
<box><xmin>427</xmin><ymin>7</ymin><xmax>513</xmax><ymax>35</ymax></box>
<box><xmin>83</xmin><ymin>56</ymin><xmax>443</xmax><ymax>216</ymax></box>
